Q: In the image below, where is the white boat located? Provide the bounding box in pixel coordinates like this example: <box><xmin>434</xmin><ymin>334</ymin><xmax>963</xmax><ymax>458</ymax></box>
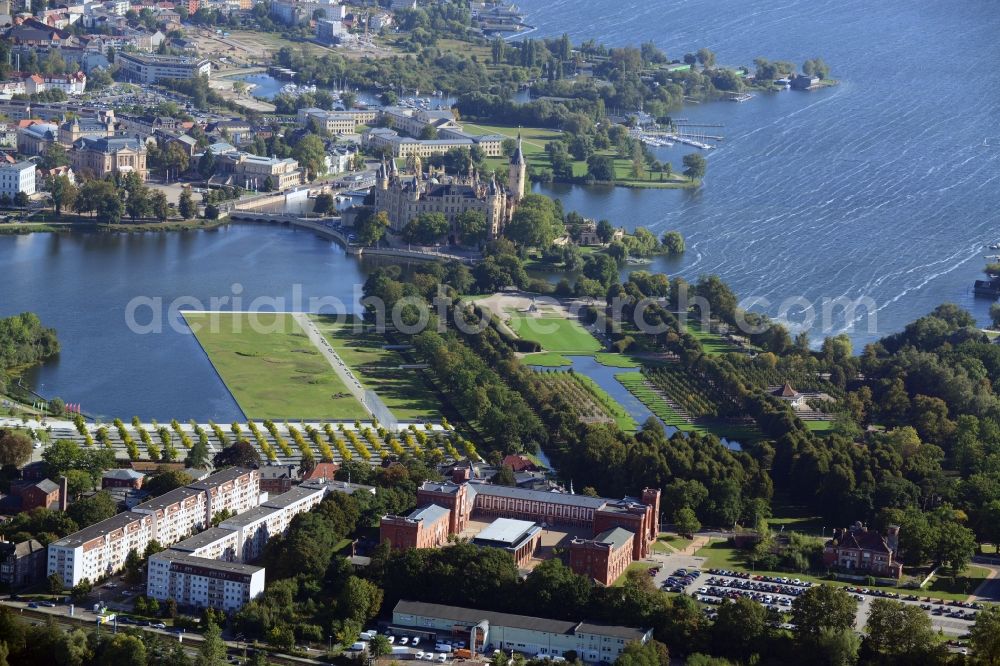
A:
<box><xmin>989</xmin><ymin>242</ymin><xmax>1000</xmax><ymax>250</ymax></box>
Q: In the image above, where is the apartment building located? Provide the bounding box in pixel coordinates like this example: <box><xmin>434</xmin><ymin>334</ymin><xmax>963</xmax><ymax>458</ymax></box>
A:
<box><xmin>147</xmin><ymin>550</ymin><xmax>264</xmax><ymax>612</ymax></box>
<box><xmin>48</xmin><ymin>468</ymin><xmax>259</xmax><ymax>586</ymax></box>
<box><xmin>297</xmin><ymin>107</ymin><xmax>360</xmax><ymax>134</ymax></box>
<box><xmin>115</xmin><ymin>52</ymin><xmax>211</xmax><ymax>83</ymax></box>
<box><xmin>0</xmin><ymin>161</ymin><xmax>37</xmax><ymax>198</ymax></box>
<box><xmin>216</xmin><ymin>152</ymin><xmax>304</xmax><ymax>190</ymax></box>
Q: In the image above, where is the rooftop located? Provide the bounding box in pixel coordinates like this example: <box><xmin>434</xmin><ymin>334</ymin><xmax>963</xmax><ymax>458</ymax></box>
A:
<box><xmin>168</xmin><ymin>527</ymin><xmax>236</xmax><ymax>553</ymax></box>
<box><xmin>218</xmin><ymin>504</ymin><xmax>279</xmax><ymax>528</ymax></box>
<box><xmin>103</xmin><ymin>469</ymin><xmax>145</xmax><ymax>481</ymax></box>
<box><xmin>133</xmin><ymin>485</ymin><xmax>201</xmax><ymax>513</ymax></box>
<box><xmin>188</xmin><ymin>467</ymin><xmax>253</xmax><ymax>491</ymax></box>
<box><xmin>592</xmin><ymin>527</ymin><xmax>634</xmax><ymax>550</ymax></box>
<box><xmin>262</xmin><ymin>484</ymin><xmax>324</xmax><ymax>510</ymax></box>
<box><xmin>393</xmin><ymin>600</ymin><xmax>649</xmax><ymax>642</ymax></box>
<box><xmin>408</xmin><ymin>504</ymin><xmax>450</xmax><ymax>524</ymax></box>
<box><xmin>473</xmin><ymin>518</ymin><xmax>539</xmax><ymax>546</ymax></box>
<box><xmin>50</xmin><ymin>511</ymin><xmax>149</xmax><ymax>548</ymax></box>
<box><xmin>153</xmin><ymin>549</ymin><xmax>263</xmax><ymax>575</ymax></box>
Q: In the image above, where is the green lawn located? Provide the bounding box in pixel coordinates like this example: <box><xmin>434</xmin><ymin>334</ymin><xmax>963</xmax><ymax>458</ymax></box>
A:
<box><xmin>695</xmin><ymin>540</ymin><xmax>990</xmax><ymax>602</ymax></box>
<box><xmin>507</xmin><ymin>314</ymin><xmax>602</xmax><ymax>354</ymax></box>
<box><xmin>654</xmin><ymin>534</ymin><xmax>694</xmax><ymax>554</ymax></box>
<box><xmin>594</xmin><ymin>352</ymin><xmax>642</xmax><ymax>368</ymax></box>
<box><xmin>523</xmin><ymin>352</ymin><xmax>573</xmax><ymax>367</ymax></box>
<box><xmin>184</xmin><ymin>312</ymin><xmax>368</xmax><ymax>420</ymax></box>
<box><xmin>805</xmin><ymin>420</ymin><xmax>836</xmax><ymax>432</ymax></box>
<box><xmin>310</xmin><ymin>315</ymin><xmax>445</xmax><ymax>422</ymax></box>
<box><xmin>615</xmin><ymin>561</ymin><xmax>658</xmax><ymax>585</ymax></box>
<box><xmin>684</xmin><ymin>316</ymin><xmax>742</xmax><ymax>355</ymax></box>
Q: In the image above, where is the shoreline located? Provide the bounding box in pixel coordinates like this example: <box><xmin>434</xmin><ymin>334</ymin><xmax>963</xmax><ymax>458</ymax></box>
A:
<box><xmin>0</xmin><ymin>218</ymin><xmax>230</xmax><ymax>235</ymax></box>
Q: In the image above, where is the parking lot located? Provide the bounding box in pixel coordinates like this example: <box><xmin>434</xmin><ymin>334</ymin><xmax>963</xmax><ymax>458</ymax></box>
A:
<box><xmin>647</xmin><ymin>551</ymin><xmax>981</xmax><ymax>637</ymax></box>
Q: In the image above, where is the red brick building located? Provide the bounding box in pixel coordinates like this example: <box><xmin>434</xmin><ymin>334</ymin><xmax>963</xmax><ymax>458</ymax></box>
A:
<box><xmin>822</xmin><ymin>522</ymin><xmax>902</xmax><ymax>579</ymax></box>
<box><xmin>380</xmin><ymin>481</ymin><xmax>661</xmax><ymax>583</ymax></box>
<box><xmin>569</xmin><ymin>527</ymin><xmax>635</xmax><ymax>586</ymax></box>
<box><xmin>11</xmin><ymin>478</ymin><xmax>63</xmax><ymax>511</ymax></box>
<box><xmin>102</xmin><ymin>469</ymin><xmax>145</xmax><ymax>490</ymax></box>
<box><xmin>380</xmin><ymin>504</ymin><xmax>451</xmax><ymax>550</ymax></box>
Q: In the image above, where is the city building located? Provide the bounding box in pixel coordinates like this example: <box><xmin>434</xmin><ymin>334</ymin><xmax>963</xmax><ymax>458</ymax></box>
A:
<box><xmin>298</xmin><ymin>107</ymin><xmax>360</xmax><ymax>134</ymax></box>
<box><xmin>568</xmin><ymin>527</ymin><xmax>635</xmax><ymax>586</ymax></box>
<box><xmin>380</xmin><ymin>504</ymin><xmax>451</xmax><ymax>550</ymax></box>
<box><xmin>16</xmin><ymin>121</ymin><xmax>57</xmax><ymax>156</ymax></box>
<box><xmin>58</xmin><ymin>112</ymin><xmax>115</xmax><ymax>144</ymax></box>
<box><xmin>147</xmin><ymin>550</ymin><xmax>264</xmax><ymax>612</ymax></box>
<box><xmin>102</xmin><ymin>468</ymin><xmax>145</xmax><ymax>490</ymax></box>
<box><xmin>471</xmin><ymin>518</ymin><xmax>542</xmax><ymax>568</ymax></box>
<box><xmin>392</xmin><ymin>600</ymin><xmax>652</xmax><ymax>663</ymax></box>
<box><xmin>371</xmin><ymin>140</ymin><xmax>524</xmax><ymax>240</ymax></box>
<box><xmin>381</xmin><ymin>480</ymin><xmax>660</xmax><ymax>584</ymax></box>
<box><xmin>0</xmin><ymin>160</ymin><xmax>37</xmax><ymax>198</ymax></box>
<box><xmin>48</xmin><ymin>468</ymin><xmax>259</xmax><ymax>586</ymax></box>
<box><xmin>115</xmin><ymin>52</ymin><xmax>211</xmax><ymax>83</ymax></box>
<box><xmin>71</xmin><ymin>136</ymin><xmax>148</xmax><ymax>180</ymax></box>
<box><xmin>24</xmin><ymin>71</ymin><xmax>87</xmax><ymax>95</ymax></box>
<box><xmin>363</xmin><ymin>127</ymin><xmax>502</xmax><ymax>159</ymax></box>
<box><xmin>822</xmin><ymin>522</ymin><xmax>903</xmax><ymax>579</ymax></box>
<box><xmin>35</xmin><ymin>165</ymin><xmax>75</xmax><ymax>191</ymax></box>
<box><xmin>0</xmin><ymin>539</ymin><xmax>47</xmax><ymax>588</ymax></box>
<box><xmin>315</xmin><ymin>18</ymin><xmax>346</xmax><ymax>44</ymax></box>
<box><xmin>215</xmin><ymin>152</ymin><xmax>304</xmax><ymax>190</ymax></box>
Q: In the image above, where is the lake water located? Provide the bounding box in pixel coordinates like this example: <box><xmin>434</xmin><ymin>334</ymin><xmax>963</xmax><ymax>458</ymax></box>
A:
<box><xmin>518</xmin><ymin>0</ymin><xmax>1000</xmax><ymax>347</ymax></box>
<box><xmin>1</xmin><ymin>225</ymin><xmax>371</xmax><ymax>421</ymax></box>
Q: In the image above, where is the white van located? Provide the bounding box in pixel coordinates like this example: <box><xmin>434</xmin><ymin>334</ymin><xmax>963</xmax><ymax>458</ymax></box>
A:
<box><xmin>351</xmin><ymin>642</ymin><xmax>367</xmax><ymax>651</ymax></box>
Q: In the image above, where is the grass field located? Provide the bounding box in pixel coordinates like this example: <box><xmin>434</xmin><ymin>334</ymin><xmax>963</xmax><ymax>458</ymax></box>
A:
<box><xmin>507</xmin><ymin>314</ymin><xmax>602</xmax><ymax>354</ymax></box>
<box><xmin>183</xmin><ymin>312</ymin><xmax>367</xmax><ymax>420</ymax></box>
<box><xmin>594</xmin><ymin>352</ymin><xmax>642</xmax><ymax>368</ymax></box>
<box><xmin>805</xmin><ymin>420</ymin><xmax>836</xmax><ymax>432</ymax></box>
<box><xmin>695</xmin><ymin>540</ymin><xmax>989</xmax><ymax>602</ymax></box>
<box><xmin>572</xmin><ymin>373</ymin><xmax>638</xmax><ymax>431</ymax></box>
<box><xmin>684</xmin><ymin>316</ymin><xmax>742</xmax><ymax>355</ymax></box>
<box><xmin>310</xmin><ymin>315</ymin><xmax>444</xmax><ymax>422</ymax></box>
<box><xmin>523</xmin><ymin>352</ymin><xmax>573</xmax><ymax>367</ymax></box>
<box><xmin>654</xmin><ymin>534</ymin><xmax>694</xmax><ymax>554</ymax></box>
<box><xmin>465</xmin><ymin>122</ymin><xmax>697</xmax><ymax>189</ymax></box>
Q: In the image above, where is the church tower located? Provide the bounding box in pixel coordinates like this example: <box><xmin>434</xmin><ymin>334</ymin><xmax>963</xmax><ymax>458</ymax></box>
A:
<box><xmin>508</xmin><ymin>132</ymin><xmax>526</xmax><ymax>202</ymax></box>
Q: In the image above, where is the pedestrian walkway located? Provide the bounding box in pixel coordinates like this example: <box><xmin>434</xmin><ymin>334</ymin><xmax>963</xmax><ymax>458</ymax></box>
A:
<box><xmin>292</xmin><ymin>312</ymin><xmax>373</xmax><ymax>418</ymax></box>
<box><xmin>683</xmin><ymin>535</ymin><xmax>709</xmax><ymax>555</ymax></box>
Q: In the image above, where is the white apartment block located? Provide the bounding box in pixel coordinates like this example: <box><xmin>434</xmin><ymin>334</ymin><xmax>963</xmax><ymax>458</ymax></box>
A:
<box><xmin>47</xmin><ymin>512</ymin><xmax>154</xmax><ymax>588</ymax></box>
<box><xmin>147</xmin><ymin>551</ymin><xmax>264</xmax><ymax>612</ymax></box>
<box><xmin>48</xmin><ymin>468</ymin><xmax>259</xmax><ymax>586</ymax></box>
<box><xmin>0</xmin><ymin>161</ymin><xmax>36</xmax><ymax>197</ymax></box>
<box><xmin>115</xmin><ymin>52</ymin><xmax>211</xmax><ymax>84</ymax></box>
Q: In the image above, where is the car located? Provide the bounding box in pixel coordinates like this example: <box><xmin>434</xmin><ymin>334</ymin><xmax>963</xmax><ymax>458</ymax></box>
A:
<box><xmin>400</xmin><ymin>637</ymin><xmax>409</xmax><ymax>645</ymax></box>
<box><xmin>417</xmin><ymin>652</ymin><xmax>426</xmax><ymax>659</ymax></box>
<box><xmin>151</xmin><ymin>623</ymin><xmax>166</xmax><ymax>629</ymax></box>
<box><xmin>412</xmin><ymin>638</ymin><xmax>421</xmax><ymax>647</ymax></box>
<box><xmin>437</xmin><ymin>655</ymin><xmax>448</xmax><ymax>663</ymax></box>
<box><xmin>41</xmin><ymin>601</ymin><xmax>56</xmax><ymax>607</ymax></box>
<box><xmin>423</xmin><ymin>653</ymin><xmax>435</xmax><ymax>661</ymax></box>
<box><xmin>28</xmin><ymin>602</ymin><xmax>38</xmax><ymax>608</ymax></box>
<box><xmin>387</xmin><ymin>636</ymin><xmax>395</xmax><ymax>644</ymax></box>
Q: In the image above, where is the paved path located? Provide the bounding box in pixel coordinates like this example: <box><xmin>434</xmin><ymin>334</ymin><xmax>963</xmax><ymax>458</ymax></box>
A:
<box><xmin>292</xmin><ymin>312</ymin><xmax>373</xmax><ymax>418</ymax></box>
<box><xmin>970</xmin><ymin>560</ymin><xmax>1000</xmax><ymax>602</ymax></box>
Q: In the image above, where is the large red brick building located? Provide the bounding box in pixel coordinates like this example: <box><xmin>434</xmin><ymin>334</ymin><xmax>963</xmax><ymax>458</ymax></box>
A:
<box><xmin>569</xmin><ymin>528</ymin><xmax>635</xmax><ymax>586</ymax></box>
<box><xmin>380</xmin><ymin>504</ymin><xmax>451</xmax><ymax>550</ymax></box>
<box><xmin>380</xmin><ymin>481</ymin><xmax>661</xmax><ymax>585</ymax></box>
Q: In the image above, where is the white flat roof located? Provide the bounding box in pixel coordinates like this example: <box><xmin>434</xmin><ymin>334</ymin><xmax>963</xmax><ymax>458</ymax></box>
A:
<box><xmin>475</xmin><ymin>517</ymin><xmax>538</xmax><ymax>545</ymax></box>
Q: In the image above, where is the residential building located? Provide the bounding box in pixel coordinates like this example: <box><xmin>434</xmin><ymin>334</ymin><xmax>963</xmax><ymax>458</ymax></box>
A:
<box><xmin>71</xmin><ymin>136</ymin><xmax>148</xmax><ymax>180</ymax></box>
<box><xmin>146</xmin><ymin>550</ymin><xmax>264</xmax><ymax>612</ymax></box>
<box><xmin>35</xmin><ymin>165</ymin><xmax>75</xmax><ymax>191</ymax></box>
<box><xmin>25</xmin><ymin>72</ymin><xmax>87</xmax><ymax>95</ymax></box>
<box><xmin>380</xmin><ymin>504</ymin><xmax>451</xmax><ymax>550</ymax></box>
<box><xmin>259</xmin><ymin>464</ymin><xmax>300</xmax><ymax>494</ymax></box>
<box><xmin>48</xmin><ymin>468</ymin><xmax>259</xmax><ymax>586</ymax></box>
<box><xmin>392</xmin><ymin>600</ymin><xmax>652</xmax><ymax>663</ymax></box>
<box><xmin>568</xmin><ymin>527</ymin><xmax>635</xmax><ymax>586</ymax></box>
<box><xmin>822</xmin><ymin>522</ymin><xmax>903</xmax><ymax>579</ymax></box>
<box><xmin>0</xmin><ymin>123</ymin><xmax>15</xmax><ymax>148</ymax></box>
<box><xmin>102</xmin><ymin>468</ymin><xmax>145</xmax><ymax>490</ymax></box>
<box><xmin>0</xmin><ymin>160</ymin><xmax>37</xmax><ymax>198</ymax></box>
<box><xmin>115</xmin><ymin>52</ymin><xmax>211</xmax><ymax>84</ymax></box>
<box><xmin>0</xmin><ymin>539</ymin><xmax>47</xmax><ymax>588</ymax></box>
<box><xmin>471</xmin><ymin>518</ymin><xmax>542</xmax><ymax>568</ymax></box>
<box><xmin>315</xmin><ymin>18</ymin><xmax>346</xmax><ymax>44</ymax></box>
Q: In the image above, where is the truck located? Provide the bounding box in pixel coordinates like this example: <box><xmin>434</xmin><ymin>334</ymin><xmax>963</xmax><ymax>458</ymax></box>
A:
<box><xmin>392</xmin><ymin>646</ymin><xmax>412</xmax><ymax>658</ymax></box>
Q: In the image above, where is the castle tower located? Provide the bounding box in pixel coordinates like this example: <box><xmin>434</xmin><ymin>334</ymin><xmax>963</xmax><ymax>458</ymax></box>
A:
<box><xmin>508</xmin><ymin>132</ymin><xmax>526</xmax><ymax>202</ymax></box>
<box><xmin>376</xmin><ymin>158</ymin><xmax>389</xmax><ymax>190</ymax></box>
